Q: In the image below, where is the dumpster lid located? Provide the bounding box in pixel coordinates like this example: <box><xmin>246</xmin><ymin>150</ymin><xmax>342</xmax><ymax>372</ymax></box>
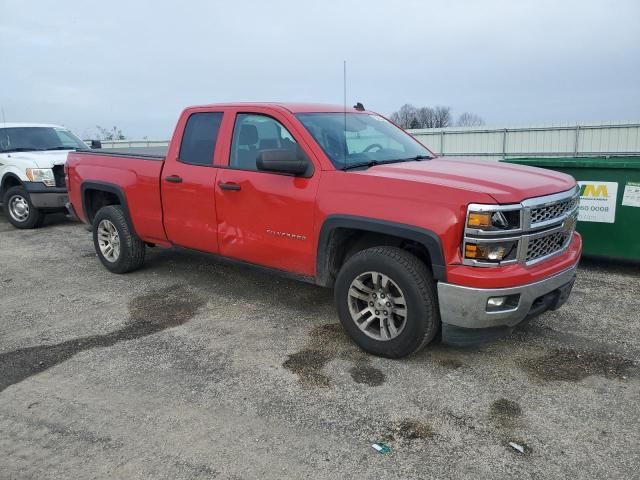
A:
<box><xmin>504</xmin><ymin>156</ymin><xmax>640</xmax><ymax>169</ymax></box>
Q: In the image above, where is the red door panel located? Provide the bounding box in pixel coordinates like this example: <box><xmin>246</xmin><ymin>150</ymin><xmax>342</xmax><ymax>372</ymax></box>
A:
<box><xmin>161</xmin><ymin>165</ymin><xmax>219</xmax><ymax>252</ymax></box>
<box><xmin>213</xmin><ymin>108</ymin><xmax>322</xmax><ymax>276</ymax></box>
<box><xmin>215</xmin><ymin>169</ymin><xmax>319</xmax><ymax>275</ymax></box>
<box><xmin>161</xmin><ymin>111</ymin><xmax>224</xmax><ymax>253</ymax></box>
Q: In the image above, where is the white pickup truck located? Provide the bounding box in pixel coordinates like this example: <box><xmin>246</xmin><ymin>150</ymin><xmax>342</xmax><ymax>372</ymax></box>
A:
<box><xmin>0</xmin><ymin>123</ymin><xmax>91</xmax><ymax>228</ymax></box>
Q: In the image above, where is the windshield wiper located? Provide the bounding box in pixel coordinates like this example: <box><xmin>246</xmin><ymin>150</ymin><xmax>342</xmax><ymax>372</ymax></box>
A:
<box><xmin>0</xmin><ymin>147</ymin><xmax>45</xmax><ymax>153</ymax></box>
<box><xmin>341</xmin><ymin>155</ymin><xmax>432</xmax><ymax>171</ymax></box>
<box><xmin>395</xmin><ymin>154</ymin><xmax>432</xmax><ymax>161</ymax></box>
<box><xmin>341</xmin><ymin>160</ymin><xmax>382</xmax><ymax>171</ymax></box>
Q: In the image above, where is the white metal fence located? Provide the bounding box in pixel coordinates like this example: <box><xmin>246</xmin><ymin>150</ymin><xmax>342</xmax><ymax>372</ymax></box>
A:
<box><xmin>408</xmin><ymin>122</ymin><xmax>640</xmax><ymax>160</ymax></box>
<box><xmin>95</xmin><ymin>121</ymin><xmax>640</xmax><ymax>160</ymax></box>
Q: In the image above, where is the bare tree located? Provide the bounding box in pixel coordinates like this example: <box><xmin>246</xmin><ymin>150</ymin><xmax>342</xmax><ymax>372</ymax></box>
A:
<box><xmin>456</xmin><ymin>112</ymin><xmax>485</xmax><ymax>127</ymax></box>
<box><xmin>413</xmin><ymin>105</ymin><xmax>451</xmax><ymax>128</ymax></box>
<box><xmin>391</xmin><ymin>104</ymin><xmax>478</xmax><ymax>129</ymax></box>
<box><xmin>416</xmin><ymin>107</ymin><xmax>435</xmax><ymax>128</ymax></box>
<box><xmin>96</xmin><ymin>125</ymin><xmax>126</xmax><ymax>141</ymax></box>
<box><xmin>432</xmin><ymin>106</ymin><xmax>452</xmax><ymax>128</ymax></box>
<box><xmin>389</xmin><ymin>104</ymin><xmax>418</xmax><ymax>129</ymax></box>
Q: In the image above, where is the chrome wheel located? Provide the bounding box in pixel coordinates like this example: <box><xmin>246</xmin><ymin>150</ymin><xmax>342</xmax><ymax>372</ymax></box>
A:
<box><xmin>8</xmin><ymin>194</ymin><xmax>30</xmax><ymax>223</ymax></box>
<box><xmin>347</xmin><ymin>271</ymin><xmax>407</xmax><ymax>341</ymax></box>
<box><xmin>97</xmin><ymin>219</ymin><xmax>121</xmax><ymax>263</ymax></box>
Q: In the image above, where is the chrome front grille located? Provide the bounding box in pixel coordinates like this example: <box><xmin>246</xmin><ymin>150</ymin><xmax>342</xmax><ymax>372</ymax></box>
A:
<box><xmin>463</xmin><ymin>186</ymin><xmax>580</xmax><ymax>267</ymax></box>
<box><xmin>530</xmin><ymin>196</ymin><xmax>579</xmax><ymax>227</ymax></box>
<box><xmin>526</xmin><ymin>230</ymin><xmax>572</xmax><ymax>263</ymax></box>
<box><xmin>520</xmin><ymin>187</ymin><xmax>580</xmax><ymax>264</ymax></box>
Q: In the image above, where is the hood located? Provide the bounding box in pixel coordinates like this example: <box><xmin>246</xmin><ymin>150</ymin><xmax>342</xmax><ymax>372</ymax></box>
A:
<box><xmin>360</xmin><ymin>157</ymin><xmax>576</xmax><ymax>203</ymax></box>
<box><xmin>3</xmin><ymin>150</ymin><xmax>72</xmax><ymax>169</ymax></box>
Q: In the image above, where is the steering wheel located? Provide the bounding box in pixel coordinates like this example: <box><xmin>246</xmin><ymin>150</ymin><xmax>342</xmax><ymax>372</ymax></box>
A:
<box><xmin>362</xmin><ymin>143</ymin><xmax>383</xmax><ymax>153</ymax></box>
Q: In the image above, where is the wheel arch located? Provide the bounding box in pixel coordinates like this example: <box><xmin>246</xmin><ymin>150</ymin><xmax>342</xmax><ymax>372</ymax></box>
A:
<box><xmin>0</xmin><ymin>173</ymin><xmax>23</xmax><ymax>197</ymax></box>
<box><xmin>81</xmin><ymin>181</ymin><xmax>135</xmax><ymax>234</ymax></box>
<box><xmin>316</xmin><ymin>215</ymin><xmax>446</xmax><ymax>287</ymax></box>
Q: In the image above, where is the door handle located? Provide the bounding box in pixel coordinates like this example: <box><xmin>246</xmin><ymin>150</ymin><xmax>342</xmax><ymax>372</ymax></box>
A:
<box><xmin>219</xmin><ymin>182</ymin><xmax>241</xmax><ymax>191</ymax></box>
<box><xmin>165</xmin><ymin>175</ymin><xmax>183</xmax><ymax>183</ymax></box>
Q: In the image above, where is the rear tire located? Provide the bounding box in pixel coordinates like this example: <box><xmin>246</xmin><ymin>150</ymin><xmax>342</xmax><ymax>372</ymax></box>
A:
<box><xmin>334</xmin><ymin>246</ymin><xmax>440</xmax><ymax>358</ymax></box>
<box><xmin>3</xmin><ymin>186</ymin><xmax>44</xmax><ymax>229</ymax></box>
<box><xmin>93</xmin><ymin>205</ymin><xmax>145</xmax><ymax>273</ymax></box>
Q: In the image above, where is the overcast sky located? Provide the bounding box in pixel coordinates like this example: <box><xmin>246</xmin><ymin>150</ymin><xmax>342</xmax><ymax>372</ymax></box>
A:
<box><xmin>1</xmin><ymin>0</ymin><xmax>639</xmax><ymax>138</ymax></box>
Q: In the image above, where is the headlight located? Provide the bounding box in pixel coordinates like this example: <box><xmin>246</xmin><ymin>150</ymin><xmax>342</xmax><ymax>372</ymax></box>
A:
<box><xmin>464</xmin><ymin>240</ymin><xmax>518</xmax><ymax>262</ymax></box>
<box><xmin>463</xmin><ymin>203</ymin><xmax>522</xmax><ymax>266</ymax></box>
<box><xmin>26</xmin><ymin>168</ymin><xmax>55</xmax><ymax>187</ymax></box>
<box><xmin>466</xmin><ymin>208</ymin><xmax>520</xmax><ymax>231</ymax></box>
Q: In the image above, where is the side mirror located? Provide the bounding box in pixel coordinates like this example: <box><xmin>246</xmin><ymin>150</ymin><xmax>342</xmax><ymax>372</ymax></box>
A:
<box><xmin>256</xmin><ymin>149</ymin><xmax>309</xmax><ymax>176</ymax></box>
<box><xmin>91</xmin><ymin>140</ymin><xmax>102</xmax><ymax>149</ymax></box>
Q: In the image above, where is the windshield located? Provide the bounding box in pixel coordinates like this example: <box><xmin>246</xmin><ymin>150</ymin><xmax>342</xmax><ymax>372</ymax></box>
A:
<box><xmin>296</xmin><ymin>113</ymin><xmax>433</xmax><ymax>168</ymax></box>
<box><xmin>0</xmin><ymin>127</ymin><xmax>89</xmax><ymax>153</ymax></box>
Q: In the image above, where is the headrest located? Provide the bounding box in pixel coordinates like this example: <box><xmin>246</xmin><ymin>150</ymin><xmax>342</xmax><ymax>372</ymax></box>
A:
<box><xmin>238</xmin><ymin>124</ymin><xmax>258</xmax><ymax>145</ymax></box>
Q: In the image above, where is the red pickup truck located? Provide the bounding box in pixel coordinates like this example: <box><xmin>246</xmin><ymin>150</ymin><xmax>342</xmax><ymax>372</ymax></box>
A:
<box><xmin>66</xmin><ymin>103</ymin><xmax>581</xmax><ymax>357</ymax></box>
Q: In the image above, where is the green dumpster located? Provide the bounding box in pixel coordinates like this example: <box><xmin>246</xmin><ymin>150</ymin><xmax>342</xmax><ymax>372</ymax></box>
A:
<box><xmin>502</xmin><ymin>156</ymin><xmax>640</xmax><ymax>262</ymax></box>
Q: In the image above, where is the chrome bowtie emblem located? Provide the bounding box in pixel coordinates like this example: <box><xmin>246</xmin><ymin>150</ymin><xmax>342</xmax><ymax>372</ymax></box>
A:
<box><xmin>562</xmin><ymin>216</ymin><xmax>577</xmax><ymax>232</ymax></box>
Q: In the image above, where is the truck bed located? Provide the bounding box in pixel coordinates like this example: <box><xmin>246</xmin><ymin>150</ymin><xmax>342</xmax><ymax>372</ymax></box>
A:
<box><xmin>66</xmin><ymin>149</ymin><xmax>168</xmax><ymax>244</ymax></box>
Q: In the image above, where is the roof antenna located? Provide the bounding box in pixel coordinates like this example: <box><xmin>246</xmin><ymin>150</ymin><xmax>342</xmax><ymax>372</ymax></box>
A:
<box><xmin>1</xmin><ymin>106</ymin><xmax>6</xmax><ymax>128</ymax></box>
<box><xmin>343</xmin><ymin>60</ymin><xmax>348</xmax><ymax>169</ymax></box>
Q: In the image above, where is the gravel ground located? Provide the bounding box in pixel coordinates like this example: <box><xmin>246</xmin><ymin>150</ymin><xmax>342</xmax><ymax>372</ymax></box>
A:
<box><xmin>1</xmin><ymin>213</ymin><xmax>639</xmax><ymax>480</ymax></box>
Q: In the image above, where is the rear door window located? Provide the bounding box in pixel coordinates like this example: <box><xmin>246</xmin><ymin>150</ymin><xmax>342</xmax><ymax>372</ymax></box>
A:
<box><xmin>179</xmin><ymin>112</ymin><xmax>223</xmax><ymax>166</ymax></box>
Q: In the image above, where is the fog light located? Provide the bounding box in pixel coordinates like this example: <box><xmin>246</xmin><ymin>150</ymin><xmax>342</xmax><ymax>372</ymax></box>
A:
<box><xmin>486</xmin><ymin>294</ymin><xmax>520</xmax><ymax>312</ymax></box>
<box><xmin>487</xmin><ymin>296</ymin><xmax>507</xmax><ymax>308</ymax></box>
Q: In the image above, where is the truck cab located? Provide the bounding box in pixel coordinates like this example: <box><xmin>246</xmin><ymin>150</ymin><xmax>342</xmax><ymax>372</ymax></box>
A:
<box><xmin>0</xmin><ymin>123</ymin><xmax>89</xmax><ymax>228</ymax></box>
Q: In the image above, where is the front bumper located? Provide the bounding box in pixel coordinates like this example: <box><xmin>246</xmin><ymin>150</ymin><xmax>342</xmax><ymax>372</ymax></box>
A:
<box><xmin>24</xmin><ymin>182</ymin><xmax>68</xmax><ymax>209</ymax></box>
<box><xmin>437</xmin><ymin>263</ymin><xmax>578</xmax><ymax>346</ymax></box>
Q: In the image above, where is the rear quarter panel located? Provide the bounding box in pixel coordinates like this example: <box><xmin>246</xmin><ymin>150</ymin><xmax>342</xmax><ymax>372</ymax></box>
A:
<box><xmin>67</xmin><ymin>153</ymin><xmax>167</xmax><ymax>244</ymax></box>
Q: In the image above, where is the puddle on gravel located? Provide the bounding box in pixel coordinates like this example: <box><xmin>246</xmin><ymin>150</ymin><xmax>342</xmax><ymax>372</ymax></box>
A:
<box><xmin>490</xmin><ymin>398</ymin><xmax>522</xmax><ymax>428</ymax></box>
<box><xmin>282</xmin><ymin>349</ymin><xmax>331</xmax><ymax>388</ymax></box>
<box><xmin>0</xmin><ymin>286</ymin><xmax>204</xmax><ymax>393</ymax></box>
<box><xmin>518</xmin><ymin>348</ymin><xmax>636</xmax><ymax>382</ymax></box>
<box><xmin>283</xmin><ymin>323</ymin><xmax>386</xmax><ymax>388</ymax></box>
<box><xmin>349</xmin><ymin>364</ymin><xmax>386</xmax><ymax>386</ymax></box>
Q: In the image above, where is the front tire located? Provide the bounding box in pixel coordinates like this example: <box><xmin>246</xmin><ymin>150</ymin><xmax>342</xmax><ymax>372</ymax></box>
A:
<box><xmin>3</xmin><ymin>186</ymin><xmax>44</xmax><ymax>229</ymax></box>
<box><xmin>93</xmin><ymin>205</ymin><xmax>145</xmax><ymax>273</ymax></box>
<box><xmin>334</xmin><ymin>246</ymin><xmax>440</xmax><ymax>358</ymax></box>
